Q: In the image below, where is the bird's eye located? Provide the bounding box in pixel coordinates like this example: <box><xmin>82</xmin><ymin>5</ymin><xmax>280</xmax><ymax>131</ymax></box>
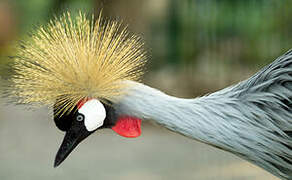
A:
<box><xmin>76</xmin><ymin>114</ymin><xmax>85</xmax><ymax>121</ymax></box>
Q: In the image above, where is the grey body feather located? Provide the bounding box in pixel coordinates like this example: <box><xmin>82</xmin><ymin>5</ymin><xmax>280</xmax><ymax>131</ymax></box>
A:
<box><xmin>115</xmin><ymin>50</ymin><xmax>292</xmax><ymax>179</ymax></box>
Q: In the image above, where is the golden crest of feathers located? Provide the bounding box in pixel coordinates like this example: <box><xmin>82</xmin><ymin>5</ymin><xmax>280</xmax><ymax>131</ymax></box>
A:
<box><xmin>9</xmin><ymin>11</ymin><xmax>147</xmax><ymax>115</ymax></box>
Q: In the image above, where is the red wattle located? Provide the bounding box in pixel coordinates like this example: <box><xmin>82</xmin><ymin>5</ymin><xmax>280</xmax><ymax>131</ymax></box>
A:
<box><xmin>112</xmin><ymin>116</ymin><xmax>142</xmax><ymax>138</ymax></box>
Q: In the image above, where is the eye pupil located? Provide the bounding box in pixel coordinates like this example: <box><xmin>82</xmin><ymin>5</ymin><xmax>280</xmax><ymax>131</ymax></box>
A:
<box><xmin>76</xmin><ymin>114</ymin><xmax>84</xmax><ymax>121</ymax></box>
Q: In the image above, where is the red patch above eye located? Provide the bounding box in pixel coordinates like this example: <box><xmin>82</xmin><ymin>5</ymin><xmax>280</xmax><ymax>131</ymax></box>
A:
<box><xmin>112</xmin><ymin>116</ymin><xmax>142</xmax><ymax>138</ymax></box>
<box><xmin>77</xmin><ymin>98</ymin><xmax>92</xmax><ymax>109</ymax></box>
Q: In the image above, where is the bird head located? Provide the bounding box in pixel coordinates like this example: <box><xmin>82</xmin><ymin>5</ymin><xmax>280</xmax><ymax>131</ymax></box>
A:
<box><xmin>6</xmin><ymin>11</ymin><xmax>146</xmax><ymax>167</ymax></box>
<box><xmin>53</xmin><ymin>98</ymin><xmax>142</xmax><ymax>167</ymax></box>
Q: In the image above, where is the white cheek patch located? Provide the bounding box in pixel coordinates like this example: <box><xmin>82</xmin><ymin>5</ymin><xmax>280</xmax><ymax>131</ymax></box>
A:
<box><xmin>78</xmin><ymin>99</ymin><xmax>106</xmax><ymax>131</ymax></box>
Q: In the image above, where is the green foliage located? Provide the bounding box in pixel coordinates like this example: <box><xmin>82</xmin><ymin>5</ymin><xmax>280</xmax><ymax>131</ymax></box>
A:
<box><xmin>1</xmin><ymin>0</ymin><xmax>292</xmax><ymax>72</ymax></box>
<box><xmin>148</xmin><ymin>0</ymin><xmax>292</xmax><ymax>68</ymax></box>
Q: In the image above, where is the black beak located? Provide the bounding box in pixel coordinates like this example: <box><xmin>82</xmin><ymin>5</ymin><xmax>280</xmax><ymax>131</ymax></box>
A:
<box><xmin>54</xmin><ymin>119</ymin><xmax>94</xmax><ymax>167</ymax></box>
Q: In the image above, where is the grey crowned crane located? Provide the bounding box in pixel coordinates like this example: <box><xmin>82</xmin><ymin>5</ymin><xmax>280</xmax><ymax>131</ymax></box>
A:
<box><xmin>5</xmin><ymin>12</ymin><xmax>292</xmax><ymax>180</ymax></box>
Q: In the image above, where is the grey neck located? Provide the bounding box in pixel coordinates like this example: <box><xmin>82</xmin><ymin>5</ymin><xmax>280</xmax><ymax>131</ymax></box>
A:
<box><xmin>115</xmin><ymin>80</ymin><xmax>292</xmax><ymax>180</ymax></box>
<box><xmin>116</xmin><ymin>81</ymin><xmax>239</xmax><ymax>147</ymax></box>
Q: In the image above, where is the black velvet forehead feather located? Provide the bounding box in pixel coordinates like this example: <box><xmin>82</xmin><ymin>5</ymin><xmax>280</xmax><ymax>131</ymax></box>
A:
<box><xmin>53</xmin><ymin>103</ymin><xmax>77</xmax><ymax>132</ymax></box>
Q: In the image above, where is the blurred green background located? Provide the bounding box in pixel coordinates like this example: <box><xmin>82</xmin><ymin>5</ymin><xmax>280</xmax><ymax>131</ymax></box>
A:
<box><xmin>0</xmin><ymin>0</ymin><xmax>289</xmax><ymax>180</ymax></box>
<box><xmin>1</xmin><ymin>0</ymin><xmax>292</xmax><ymax>96</ymax></box>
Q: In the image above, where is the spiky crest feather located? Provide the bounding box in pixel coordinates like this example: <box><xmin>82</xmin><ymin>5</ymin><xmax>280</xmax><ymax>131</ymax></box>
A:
<box><xmin>8</xmin><ymin>11</ymin><xmax>147</xmax><ymax>115</ymax></box>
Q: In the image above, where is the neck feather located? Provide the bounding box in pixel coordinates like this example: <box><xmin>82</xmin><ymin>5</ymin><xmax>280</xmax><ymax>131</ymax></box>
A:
<box><xmin>116</xmin><ymin>81</ymin><xmax>292</xmax><ymax>179</ymax></box>
<box><xmin>116</xmin><ymin>81</ymin><xmax>241</xmax><ymax>146</ymax></box>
